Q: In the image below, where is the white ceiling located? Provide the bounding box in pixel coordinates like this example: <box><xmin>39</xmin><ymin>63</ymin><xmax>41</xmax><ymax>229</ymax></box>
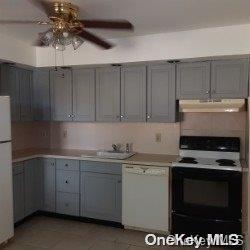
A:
<box><xmin>1</xmin><ymin>0</ymin><xmax>250</xmax><ymax>44</ymax></box>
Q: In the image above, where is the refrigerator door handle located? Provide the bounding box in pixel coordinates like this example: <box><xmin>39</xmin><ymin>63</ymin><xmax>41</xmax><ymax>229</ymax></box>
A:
<box><xmin>0</xmin><ymin>140</ymin><xmax>11</xmax><ymax>144</ymax></box>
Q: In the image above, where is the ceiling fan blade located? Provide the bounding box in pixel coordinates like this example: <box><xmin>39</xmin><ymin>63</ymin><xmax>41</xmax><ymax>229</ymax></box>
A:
<box><xmin>33</xmin><ymin>38</ymin><xmax>47</xmax><ymax>47</ymax></box>
<box><xmin>80</xmin><ymin>19</ymin><xmax>134</xmax><ymax>30</ymax></box>
<box><xmin>78</xmin><ymin>29</ymin><xmax>113</xmax><ymax>49</ymax></box>
<box><xmin>27</xmin><ymin>0</ymin><xmax>53</xmax><ymax>16</ymax></box>
<box><xmin>0</xmin><ymin>20</ymin><xmax>50</xmax><ymax>25</ymax></box>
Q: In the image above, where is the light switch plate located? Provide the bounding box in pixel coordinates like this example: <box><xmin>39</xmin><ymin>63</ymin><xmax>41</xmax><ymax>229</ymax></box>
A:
<box><xmin>155</xmin><ymin>133</ymin><xmax>161</xmax><ymax>142</ymax></box>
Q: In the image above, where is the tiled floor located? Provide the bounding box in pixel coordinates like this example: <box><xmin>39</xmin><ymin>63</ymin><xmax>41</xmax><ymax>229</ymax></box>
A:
<box><xmin>3</xmin><ymin>216</ymin><xmax>229</xmax><ymax>250</ymax></box>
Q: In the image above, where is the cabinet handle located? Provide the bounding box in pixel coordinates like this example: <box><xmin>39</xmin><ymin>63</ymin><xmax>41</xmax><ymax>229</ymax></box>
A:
<box><xmin>68</xmin><ymin>114</ymin><xmax>71</xmax><ymax>118</ymax></box>
<box><xmin>65</xmin><ymin>164</ymin><xmax>68</xmax><ymax>167</ymax></box>
<box><xmin>65</xmin><ymin>203</ymin><xmax>69</xmax><ymax>207</ymax></box>
<box><xmin>120</xmin><ymin>115</ymin><xmax>124</xmax><ymax>118</ymax></box>
<box><xmin>147</xmin><ymin>115</ymin><xmax>151</xmax><ymax>119</ymax></box>
<box><xmin>71</xmin><ymin>114</ymin><xmax>75</xmax><ymax>118</ymax></box>
<box><xmin>65</xmin><ymin>180</ymin><xmax>69</xmax><ymax>184</ymax></box>
<box><xmin>206</xmin><ymin>90</ymin><xmax>209</xmax><ymax>94</ymax></box>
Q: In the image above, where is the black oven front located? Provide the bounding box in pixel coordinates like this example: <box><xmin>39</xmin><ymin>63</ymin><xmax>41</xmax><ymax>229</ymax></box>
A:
<box><xmin>171</xmin><ymin>167</ymin><xmax>242</xmax><ymax>235</ymax></box>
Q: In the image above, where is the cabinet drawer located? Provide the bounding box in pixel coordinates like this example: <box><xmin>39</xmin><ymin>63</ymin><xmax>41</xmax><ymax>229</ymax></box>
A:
<box><xmin>13</xmin><ymin>162</ymin><xmax>24</xmax><ymax>175</ymax></box>
<box><xmin>56</xmin><ymin>170</ymin><xmax>80</xmax><ymax>193</ymax></box>
<box><xmin>56</xmin><ymin>192</ymin><xmax>79</xmax><ymax>216</ymax></box>
<box><xmin>80</xmin><ymin>161</ymin><xmax>122</xmax><ymax>175</ymax></box>
<box><xmin>56</xmin><ymin>159</ymin><xmax>79</xmax><ymax>171</ymax></box>
<box><xmin>43</xmin><ymin>195</ymin><xmax>55</xmax><ymax>212</ymax></box>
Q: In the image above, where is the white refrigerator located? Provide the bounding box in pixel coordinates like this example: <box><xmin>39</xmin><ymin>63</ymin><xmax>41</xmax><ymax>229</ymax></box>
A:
<box><xmin>0</xmin><ymin>96</ymin><xmax>14</xmax><ymax>244</ymax></box>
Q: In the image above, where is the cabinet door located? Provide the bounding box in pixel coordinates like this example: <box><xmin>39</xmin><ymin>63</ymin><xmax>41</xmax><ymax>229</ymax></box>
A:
<box><xmin>211</xmin><ymin>59</ymin><xmax>249</xmax><ymax>99</ymax></box>
<box><xmin>34</xmin><ymin>158</ymin><xmax>44</xmax><ymax>211</ymax></box>
<box><xmin>13</xmin><ymin>173</ymin><xmax>25</xmax><ymax>223</ymax></box>
<box><xmin>24</xmin><ymin>159</ymin><xmax>37</xmax><ymax>216</ymax></box>
<box><xmin>81</xmin><ymin>172</ymin><xmax>122</xmax><ymax>222</ymax></box>
<box><xmin>33</xmin><ymin>69</ymin><xmax>51</xmax><ymax>121</ymax></box>
<box><xmin>19</xmin><ymin>68</ymin><xmax>33</xmax><ymax>121</ymax></box>
<box><xmin>0</xmin><ymin>65</ymin><xmax>20</xmax><ymax>121</ymax></box>
<box><xmin>177</xmin><ymin>62</ymin><xmax>210</xmax><ymax>100</ymax></box>
<box><xmin>50</xmin><ymin>69</ymin><xmax>72</xmax><ymax>121</ymax></box>
<box><xmin>96</xmin><ymin>67</ymin><xmax>120</xmax><ymax>122</ymax></box>
<box><xmin>147</xmin><ymin>64</ymin><xmax>176</xmax><ymax>122</ymax></box>
<box><xmin>43</xmin><ymin>158</ymin><xmax>56</xmax><ymax>212</ymax></box>
<box><xmin>73</xmin><ymin>68</ymin><xmax>95</xmax><ymax>122</ymax></box>
<box><xmin>121</xmin><ymin>66</ymin><xmax>146</xmax><ymax>122</ymax></box>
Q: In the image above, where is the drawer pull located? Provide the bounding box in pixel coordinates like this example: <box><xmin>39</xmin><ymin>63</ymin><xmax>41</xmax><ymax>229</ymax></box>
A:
<box><xmin>65</xmin><ymin>180</ymin><xmax>69</xmax><ymax>184</ymax></box>
<box><xmin>65</xmin><ymin>164</ymin><xmax>68</xmax><ymax>167</ymax></box>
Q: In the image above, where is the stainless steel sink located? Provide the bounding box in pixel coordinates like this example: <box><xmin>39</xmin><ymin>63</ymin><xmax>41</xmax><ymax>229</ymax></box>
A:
<box><xmin>96</xmin><ymin>150</ymin><xmax>135</xmax><ymax>160</ymax></box>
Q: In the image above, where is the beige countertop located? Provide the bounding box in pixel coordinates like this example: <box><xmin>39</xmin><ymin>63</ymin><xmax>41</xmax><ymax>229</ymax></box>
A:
<box><xmin>12</xmin><ymin>148</ymin><xmax>178</xmax><ymax>167</ymax></box>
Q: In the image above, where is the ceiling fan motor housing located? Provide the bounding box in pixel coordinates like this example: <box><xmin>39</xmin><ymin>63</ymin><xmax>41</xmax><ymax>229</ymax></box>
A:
<box><xmin>51</xmin><ymin>2</ymin><xmax>79</xmax><ymax>20</ymax></box>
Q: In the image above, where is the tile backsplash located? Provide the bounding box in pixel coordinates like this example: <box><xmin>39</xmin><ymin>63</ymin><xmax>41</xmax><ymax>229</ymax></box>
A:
<box><xmin>11</xmin><ymin>112</ymin><xmax>247</xmax><ymax>158</ymax></box>
<box><xmin>180</xmin><ymin>112</ymin><xmax>247</xmax><ymax>158</ymax></box>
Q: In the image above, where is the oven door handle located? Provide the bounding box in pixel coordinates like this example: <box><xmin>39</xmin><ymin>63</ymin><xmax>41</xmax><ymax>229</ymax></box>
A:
<box><xmin>173</xmin><ymin>212</ymin><xmax>242</xmax><ymax>223</ymax></box>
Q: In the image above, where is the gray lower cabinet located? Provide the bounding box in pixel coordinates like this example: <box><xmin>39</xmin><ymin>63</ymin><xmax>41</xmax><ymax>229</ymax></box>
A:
<box><xmin>121</xmin><ymin>66</ymin><xmax>146</xmax><ymax>122</ymax></box>
<box><xmin>56</xmin><ymin>159</ymin><xmax>80</xmax><ymax>216</ymax></box>
<box><xmin>177</xmin><ymin>62</ymin><xmax>210</xmax><ymax>100</ymax></box>
<box><xmin>13</xmin><ymin>163</ymin><xmax>25</xmax><ymax>223</ymax></box>
<box><xmin>147</xmin><ymin>64</ymin><xmax>176</xmax><ymax>122</ymax></box>
<box><xmin>50</xmin><ymin>68</ymin><xmax>73</xmax><ymax>121</ymax></box>
<box><xmin>19</xmin><ymin>68</ymin><xmax>33</xmax><ymax>121</ymax></box>
<box><xmin>24</xmin><ymin>159</ymin><xmax>37</xmax><ymax>216</ymax></box>
<box><xmin>96</xmin><ymin>67</ymin><xmax>121</xmax><ymax>122</ymax></box>
<box><xmin>0</xmin><ymin>65</ymin><xmax>20</xmax><ymax>121</ymax></box>
<box><xmin>43</xmin><ymin>158</ymin><xmax>56</xmax><ymax>212</ymax></box>
<box><xmin>211</xmin><ymin>59</ymin><xmax>249</xmax><ymax>99</ymax></box>
<box><xmin>33</xmin><ymin>69</ymin><xmax>51</xmax><ymax>121</ymax></box>
<box><xmin>24</xmin><ymin>159</ymin><xmax>43</xmax><ymax>216</ymax></box>
<box><xmin>80</xmin><ymin>161</ymin><xmax>122</xmax><ymax>222</ymax></box>
<box><xmin>56</xmin><ymin>192</ymin><xmax>79</xmax><ymax>216</ymax></box>
<box><xmin>73</xmin><ymin>68</ymin><xmax>95</xmax><ymax>122</ymax></box>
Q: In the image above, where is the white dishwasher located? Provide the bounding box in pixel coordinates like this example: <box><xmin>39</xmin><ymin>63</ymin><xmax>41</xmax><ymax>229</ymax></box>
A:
<box><xmin>122</xmin><ymin>164</ymin><xmax>169</xmax><ymax>233</ymax></box>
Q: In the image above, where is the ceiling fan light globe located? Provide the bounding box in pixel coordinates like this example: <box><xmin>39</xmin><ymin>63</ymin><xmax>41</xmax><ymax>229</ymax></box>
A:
<box><xmin>40</xmin><ymin>31</ymin><xmax>54</xmax><ymax>46</ymax></box>
<box><xmin>72</xmin><ymin>36</ymin><xmax>84</xmax><ymax>50</ymax></box>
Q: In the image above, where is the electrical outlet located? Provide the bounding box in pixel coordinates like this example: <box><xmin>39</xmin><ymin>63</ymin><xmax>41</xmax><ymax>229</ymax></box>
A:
<box><xmin>63</xmin><ymin>130</ymin><xmax>67</xmax><ymax>138</ymax></box>
<box><xmin>155</xmin><ymin>133</ymin><xmax>161</xmax><ymax>143</ymax></box>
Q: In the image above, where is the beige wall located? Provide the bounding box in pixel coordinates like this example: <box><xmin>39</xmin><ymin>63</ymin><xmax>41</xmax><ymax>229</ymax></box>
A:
<box><xmin>12</xmin><ymin>112</ymin><xmax>247</xmax><ymax>158</ymax></box>
<box><xmin>181</xmin><ymin>112</ymin><xmax>247</xmax><ymax>159</ymax></box>
<box><xmin>11</xmin><ymin>122</ymin><xmax>50</xmax><ymax>151</ymax></box>
<box><xmin>49</xmin><ymin>122</ymin><xmax>180</xmax><ymax>155</ymax></box>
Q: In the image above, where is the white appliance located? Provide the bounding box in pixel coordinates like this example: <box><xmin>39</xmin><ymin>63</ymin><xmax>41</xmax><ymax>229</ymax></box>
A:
<box><xmin>0</xmin><ymin>96</ymin><xmax>14</xmax><ymax>245</ymax></box>
<box><xmin>179</xmin><ymin>99</ymin><xmax>246</xmax><ymax>113</ymax></box>
<box><xmin>122</xmin><ymin>164</ymin><xmax>169</xmax><ymax>233</ymax></box>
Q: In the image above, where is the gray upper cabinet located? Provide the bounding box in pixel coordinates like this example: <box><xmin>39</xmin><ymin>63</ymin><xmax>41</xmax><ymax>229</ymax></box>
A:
<box><xmin>96</xmin><ymin>67</ymin><xmax>121</xmax><ymax>122</ymax></box>
<box><xmin>50</xmin><ymin>68</ymin><xmax>73</xmax><ymax>121</ymax></box>
<box><xmin>73</xmin><ymin>68</ymin><xmax>95</xmax><ymax>122</ymax></box>
<box><xmin>0</xmin><ymin>65</ymin><xmax>20</xmax><ymax>121</ymax></box>
<box><xmin>147</xmin><ymin>64</ymin><xmax>176</xmax><ymax>122</ymax></box>
<box><xmin>19</xmin><ymin>68</ymin><xmax>33</xmax><ymax>121</ymax></box>
<box><xmin>33</xmin><ymin>69</ymin><xmax>51</xmax><ymax>121</ymax></box>
<box><xmin>177</xmin><ymin>62</ymin><xmax>210</xmax><ymax>100</ymax></box>
<box><xmin>121</xmin><ymin>66</ymin><xmax>146</xmax><ymax>122</ymax></box>
<box><xmin>211</xmin><ymin>59</ymin><xmax>249</xmax><ymax>99</ymax></box>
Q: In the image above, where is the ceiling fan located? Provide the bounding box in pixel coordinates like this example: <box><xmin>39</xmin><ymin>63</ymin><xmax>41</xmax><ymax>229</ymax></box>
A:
<box><xmin>0</xmin><ymin>0</ymin><xmax>134</xmax><ymax>50</ymax></box>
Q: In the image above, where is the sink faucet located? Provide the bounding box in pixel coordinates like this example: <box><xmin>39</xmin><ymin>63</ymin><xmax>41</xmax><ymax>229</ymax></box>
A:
<box><xmin>112</xmin><ymin>144</ymin><xmax>119</xmax><ymax>152</ymax></box>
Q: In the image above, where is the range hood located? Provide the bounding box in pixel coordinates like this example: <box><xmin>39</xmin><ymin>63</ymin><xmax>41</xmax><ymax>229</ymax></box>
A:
<box><xmin>179</xmin><ymin>99</ymin><xmax>246</xmax><ymax>113</ymax></box>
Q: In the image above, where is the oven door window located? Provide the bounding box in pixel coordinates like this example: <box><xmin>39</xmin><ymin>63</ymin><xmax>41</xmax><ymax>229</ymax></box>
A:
<box><xmin>183</xmin><ymin>178</ymin><xmax>228</xmax><ymax>208</ymax></box>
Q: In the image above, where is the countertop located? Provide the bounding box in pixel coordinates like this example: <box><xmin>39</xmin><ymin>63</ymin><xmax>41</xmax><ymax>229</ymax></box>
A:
<box><xmin>12</xmin><ymin>148</ymin><xmax>178</xmax><ymax>167</ymax></box>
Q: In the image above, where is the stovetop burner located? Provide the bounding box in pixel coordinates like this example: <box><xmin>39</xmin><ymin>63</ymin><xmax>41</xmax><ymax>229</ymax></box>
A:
<box><xmin>216</xmin><ymin>159</ymin><xmax>236</xmax><ymax>167</ymax></box>
<box><xmin>179</xmin><ymin>157</ymin><xmax>198</xmax><ymax>164</ymax></box>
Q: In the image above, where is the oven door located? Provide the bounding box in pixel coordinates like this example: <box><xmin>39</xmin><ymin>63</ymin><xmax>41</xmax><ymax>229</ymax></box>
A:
<box><xmin>172</xmin><ymin>167</ymin><xmax>242</xmax><ymax>220</ymax></box>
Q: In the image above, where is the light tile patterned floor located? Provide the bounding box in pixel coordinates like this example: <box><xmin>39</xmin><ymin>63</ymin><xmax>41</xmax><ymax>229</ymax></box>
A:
<box><xmin>3</xmin><ymin>216</ymin><xmax>230</xmax><ymax>250</ymax></box>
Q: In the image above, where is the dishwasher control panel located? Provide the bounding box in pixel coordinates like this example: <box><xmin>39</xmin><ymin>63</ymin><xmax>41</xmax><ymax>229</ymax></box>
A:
<box><xmin>124</xmin><ymin>165</ymin><xmax>167</xmax><ymax>176</ymax></box>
